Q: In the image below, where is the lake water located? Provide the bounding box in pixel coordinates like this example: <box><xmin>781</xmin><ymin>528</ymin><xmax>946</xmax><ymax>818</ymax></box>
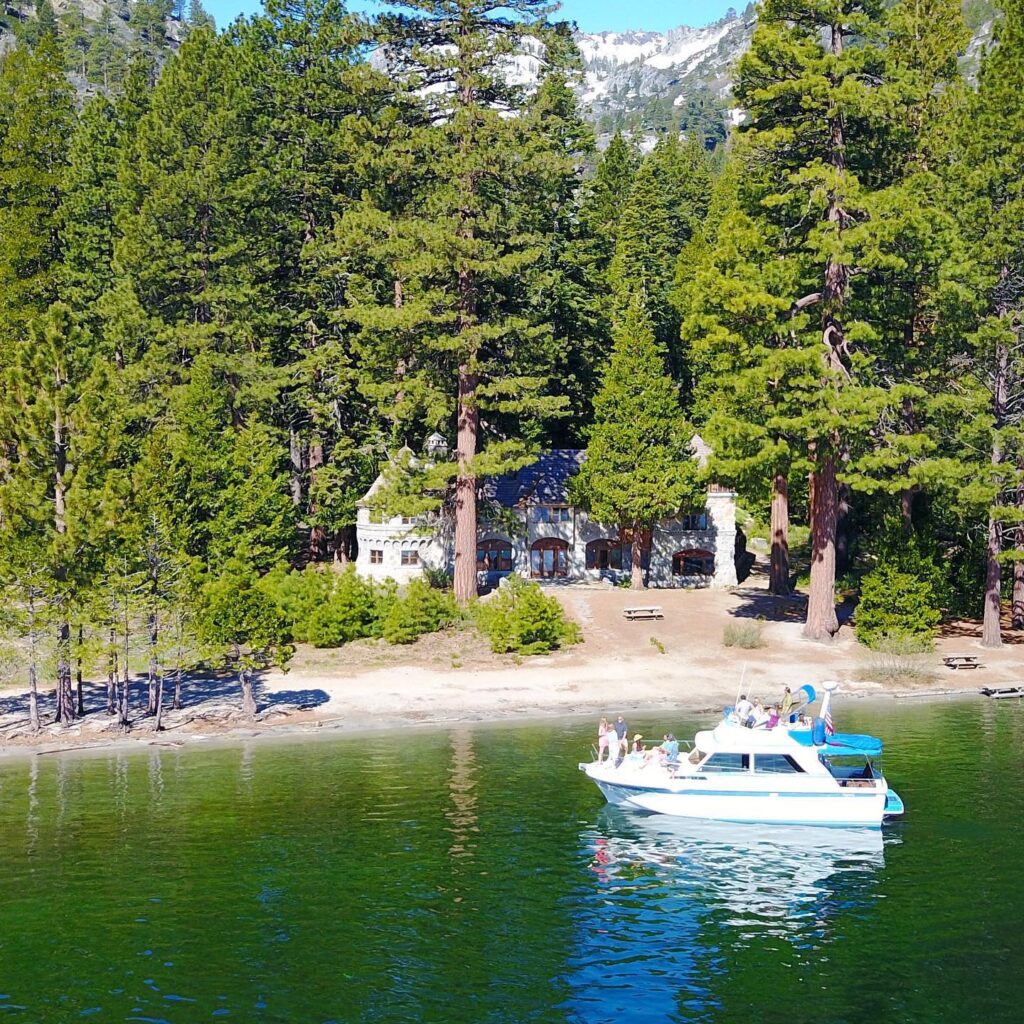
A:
<box><xmin>0</xmin><ymin>699</ymin><xmax>1022</xmax><ymax>1023</ymax></box>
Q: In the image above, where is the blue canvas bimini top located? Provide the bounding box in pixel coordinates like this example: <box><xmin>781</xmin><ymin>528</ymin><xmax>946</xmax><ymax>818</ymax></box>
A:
<box><xmin>825</xmin><ymin>733</ymin><xmax>884</xmax><ymax>758</ymax></box>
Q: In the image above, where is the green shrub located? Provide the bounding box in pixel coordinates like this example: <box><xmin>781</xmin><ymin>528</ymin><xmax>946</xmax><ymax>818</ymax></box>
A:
<box><xmin>381</xmin><ymin>579</ymin><xmax>459</xmax><ymax>644</ymax></box>
<box><xmin>258</xmin><ymin>566</ymin><xmax>334</xmax><ymax>643</ymax></box>
<box><xmin>722</xmin><ymin>621</ymin><xmax>766</xmax><ymax>649</ymax></box>
<box><xmin>307</xmin><ymin>567</ymin><xmax>385</xmax><ymax>648</ymax></box>
<box><xmin>855</xmin><ymin>563</ymin><xmax>941</xmax><ymax>650</ymax></box>
<box><xmin>474</xmin><ymin>576</ymin><xmax>582</xmax><ymax>655</ymax></box>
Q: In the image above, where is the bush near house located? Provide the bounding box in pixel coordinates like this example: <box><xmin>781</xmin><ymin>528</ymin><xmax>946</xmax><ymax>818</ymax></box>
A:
<box><xmin>381</xmin><ymin>579</ymin><xmax>460</xmax><ymax>644</ymax></box>
<box><xmin>722</xmin><ymin>621</ymin><xmax>766</xmax><ymax>649</ymax></box>
<box><xmin>261</xmin><ymin>565</ymin><xmax>455</xmax><ymax>648</ymax></box>
<box><xmin>855</xmin><ymin>564</ymin><xmax>941</xmax><ymax>651</ymax></box>
<box><xmin>474</xmin><ymin>577</ymin><xmax>582</xmax><ymax>655</ymax></box>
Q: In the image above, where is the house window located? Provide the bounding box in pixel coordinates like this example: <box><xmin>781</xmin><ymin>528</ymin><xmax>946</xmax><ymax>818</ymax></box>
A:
<box><xmin>586</xmin><ymin>539</ymin><xmax>622</xmax><ymax>570</ymax></box>
<box><xmin>400</xmin><ymin>549</ymin><xmax>420</xmax><ymax>566</ymax></box>
<box><xmin>699</xmin><ymin>753</ymin><xmax>750</xmax><ymax>773</ymax></box>
<box><xmin>680</xmin><ymin>511</ymin><xmax>709</xmax><ymax>531</ymax></box>
<box><xmin>535</xmin><ymin>505</ymin><xmax>571</xmax><ymax>523</ymax></box>
<box><xmin>369</xmin><ymin>549</ymin><xmax>383</xmax><ymax>565</ymax></box>
<box><xmin>477</xmin><ymin>539</ymin><xmax>513</xmax><ymax>572</ymax></box>
<box><xmin>530</xmin><ymin>538</ymin><xmax>569</xmax><ymax>578</ymax></box>
<box><xmin>401</xmin><ymin>515</ymin><xmax>421</xmax><ymax>525</ymax></box>
<box><xmin>672</xmin><ymin>550</ymin><xmax>715</xmax><ymax>577</ymax></box>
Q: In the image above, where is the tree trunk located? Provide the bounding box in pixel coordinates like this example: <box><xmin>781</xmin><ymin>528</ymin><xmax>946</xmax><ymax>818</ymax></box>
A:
<box><xmin>240</xmin><ymin>667</ymin><xmax>257</xmax><ymax>721</ymax></box>
<box><xmin>154</xmin><ymin>670</ymin><xmax>164</xmax><ymax>731</ymax></box>
<box><xmin>1012</xmin><ymin>546</ymin><xmax>1024</xmax><ymax>631</ymax></box>
<box><xmin>55</xmin><ymin>622</ymin><xmax>75</xmax><ymax>724</ymax></box>
<box><xmin>835</xmin><ymin>483</ymin><xmax>852</xmax><ymax>577</ymax></box>
<box><xmin>107</xmin><ymin>628</ymin><xmax>117</xmax><ymax>715</ymax></box>
<box><xmin>76</xmin><ymin>624</ymin><xmax>85</xmax><ymax>717</ymax></box>
<box><xmin>805</xmin><ymin>456</ymin><xmax>840</xmax><ymax>641</ymax></box>
<box><xmin>1012</xmin><ymin>465</ymin><xmax>1024</xmax><ymax>630</ymax></box>
<box><xmin>27</xmin><ymin>595</ymin><xmax>40</xmax><ymax>734</ymax></box>
<box><xmin>900</xmin><ymin>487</ymin><xmax>917</xmax><ymax>536</ymax></box>
<box><xmin>288</xmin><ymin>424</ymin><xmax>303</xmax><ymax>508</ymax></box>
<box><xmin>53</xmin><ymin>400</ymin><xmax>75</xmax><ymax>724</ymax></box>
<box><xmin>453</xmin><ymin>364</ymin><xmax>479</xmax><ymax>604</ymax></box>
<box><xmin>982</xmin><ymin>511</ymin><xmax>1003</xmax><ymax>648</ymax></box>
<box><xmin>308</xmin><ymin>438</ymin><xmax>327</xmax><ymax>561</ymax></box>
<box><xmin>28</xmin><ymin>660</ymin><xmax>40</xmax><ymax>734</ymax></box>
<box><xmin>769</xmin><ymin>472</ymin><xmax>790</xmax><ymax>596</ymax></box>
<box><xmin>630</xmin><ymin>529</ymin><xmax>646</xmax><ymax>590</ymax></box>
<box><xmin>173</xmin><ymin>667</ymin><xmax>182</xmax><ymax>711</ymax></box>
<box><xmin>147</xmin><ymin>608</ymin><xmax>158</xmax><ymax>715</ymax></box>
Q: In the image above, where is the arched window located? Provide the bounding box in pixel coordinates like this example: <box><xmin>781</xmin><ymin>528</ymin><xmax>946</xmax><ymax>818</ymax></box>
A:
<box><xmin>531</xmin><ymin>538</ymin><xmax>569</xmax><ymax>578</ymax></box>
<box><xmin>585</xmin><ymin>539</ymin><xmax>622</xmax><ymax>571</ymax></box>
<box><xmin>477</xmin><ymin>538</ymin><xmax>513</xmax><ymax>572</ymax></box>
<box><xmin>672</xmin><ymin>550</ymin><xmax>714</xmax><ymax>577</ymax></box>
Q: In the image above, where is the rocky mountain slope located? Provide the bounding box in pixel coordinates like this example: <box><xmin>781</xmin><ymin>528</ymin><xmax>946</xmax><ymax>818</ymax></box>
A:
<box><xmin>573</xmin><ymin>3</ymin><xmax>1000</xmax><ymax>146</ymax></box>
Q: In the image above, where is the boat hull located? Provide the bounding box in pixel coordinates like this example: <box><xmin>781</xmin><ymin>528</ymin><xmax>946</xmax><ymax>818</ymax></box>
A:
<box><xmin>582</xmin><ymin>763</ymin><xmax>889</xmax><ymax>827</ymax></box>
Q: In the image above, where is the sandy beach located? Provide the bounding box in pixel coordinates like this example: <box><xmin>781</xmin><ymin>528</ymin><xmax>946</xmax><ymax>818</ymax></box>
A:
<box><xmin>1</xmin><ymin>567</ymin><xmax>1020</xmax><ymax>757</ymax></box>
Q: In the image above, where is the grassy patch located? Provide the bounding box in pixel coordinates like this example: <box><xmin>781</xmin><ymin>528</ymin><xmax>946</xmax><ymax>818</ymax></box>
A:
<box><xmin>856</xmin><ymin>638</ymin><xmax>938</xmax><ymax>688</ymax></box>
<box><xmin>649</xmin><ymin>636</ymin><xmax>667</xmax><ymax>654</ymax></box>
<box><xmin>722</xmin><ymin>621</ymin><xmax>766</xmax><ymax>649</ymax></box>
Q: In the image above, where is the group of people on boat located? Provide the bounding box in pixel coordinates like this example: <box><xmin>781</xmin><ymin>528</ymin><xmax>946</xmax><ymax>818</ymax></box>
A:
<box><xmin>731</xmin><ymin>688</ymin><xmax>812</xmax><ymax>730</ymax></box>
<box><xmin>596</xmin><ymin>716</ymin><xmax>681</xmax><ymax>769</ymax></box>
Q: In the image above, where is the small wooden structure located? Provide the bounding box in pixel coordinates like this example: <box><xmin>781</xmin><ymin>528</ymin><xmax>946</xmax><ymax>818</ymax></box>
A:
<box><xmin>623</xmin><ymin>606</ymin><xmax>664</xmax><ymax>621</ymax></box>
<box><xmin>943</xmin><ymin>655</ymin><xmax>981</xmax><ymax>670</ymax></box>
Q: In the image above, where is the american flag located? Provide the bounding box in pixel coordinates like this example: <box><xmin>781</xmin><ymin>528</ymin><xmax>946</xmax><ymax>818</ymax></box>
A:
<box><xmin>824</xmin><ymin>708</ymin><xmax>835</xmax><ymax>735</ymax></box>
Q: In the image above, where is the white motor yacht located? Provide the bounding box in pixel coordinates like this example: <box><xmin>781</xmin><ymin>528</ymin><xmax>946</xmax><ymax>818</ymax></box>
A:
<box><xmin>579</xmin><ymin>683</ymin><xmax>904</xmax><ymax>828</ymax></box>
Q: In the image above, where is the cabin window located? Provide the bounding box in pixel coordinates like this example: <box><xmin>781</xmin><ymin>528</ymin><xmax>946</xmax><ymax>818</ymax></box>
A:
<box><xmin>680</xmin><ymin>511</ymin><xmax>709</xmax><ymax>531</ymax></box>
<box><xmin>477</xmin><ymin>539</ymin><xmax>513</xmax><ymax>572</ymax></box>
<box><xmin>586</xmin><ymin>539</ymin><xmax>622</xmax><ymax>570</ymax></box>
<box><xmin>753</xmin><ymin>754</ymin><xmax>805</xmax><ymax>774</ymax></box>
<box><xmin>530</xmin><ymin>538</ymin><xmax>569</xmax><ymax>578</ymax></box>
<box><xmin>699</xmin><ymin>753</ymin><xmax>750</xmax><ymax>773</ymax></box>
<box><xmin>369</xmin><ymin>549</ymin><xmax>383</xmax><ymax>565</ymax></box>
<box><xmin>400</xmin><ymin>515</ymin><xmax>421</xmax><ymax>525</ymax></box>
<box><xmin>400</xmin><ymin>549</ymin><xmax>420</xmax><ymax>566</ymax></box>
<box><xmin>672</xmin><ymin>550</ymin><xmax>715</xmax><ymax>577</ymax></box>
<box><xmin>535</xmin><ymin>505</ymin><xmax>571</xmax><ymax>523</ymax></box>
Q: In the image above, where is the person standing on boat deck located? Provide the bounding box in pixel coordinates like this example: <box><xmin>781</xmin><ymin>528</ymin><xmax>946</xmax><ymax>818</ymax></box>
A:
<box><xmin>735</xmin><ymin>694</ymin><xmax>753</xmax><ymax>727</ymax></box>
<box><xmin>780</xmin><ymin>687</ymin><xmax>796</xmax><ymax>721</ymax></box>
<box><xmin>766</xmin><ymin>707</ymin><xmax>780</xmax><ymax>729</ymax></box>
<box><xmin>613</xmin><ymin>716</ymin><xmax>628</xmax><ymax>765</ymax></box>
<box><xmin>597</xmin><ymin>717</ymin><xmax>610</xmax><ymax>763</ymax></box>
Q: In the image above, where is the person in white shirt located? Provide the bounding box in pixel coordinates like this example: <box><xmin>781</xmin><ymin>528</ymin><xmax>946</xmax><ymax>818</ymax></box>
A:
<box><xmin>735</xmin><ymin>694</ymin><xmax>753</xmax><ymax>727</ymax></box>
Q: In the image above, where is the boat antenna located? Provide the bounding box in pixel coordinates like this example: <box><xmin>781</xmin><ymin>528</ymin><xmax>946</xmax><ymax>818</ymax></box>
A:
<box><xmin>736</xmin><ymin>664</ymin><xmax>747</xmax><ymax>708</ymax></box>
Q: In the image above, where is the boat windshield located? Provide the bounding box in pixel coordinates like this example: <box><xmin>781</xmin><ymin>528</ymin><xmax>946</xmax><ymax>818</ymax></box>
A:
<box><xmin>821</xmin><ymin>754</ymin><xmax>877</xmax><ymax>782</ymax></box>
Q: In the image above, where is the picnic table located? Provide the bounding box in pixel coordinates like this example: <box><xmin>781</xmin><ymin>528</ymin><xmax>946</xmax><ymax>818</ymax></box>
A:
<box><xmin>623</xmin><ymin>606</ymin><xmax>664</xmax><ymax>621</ymax></box>
<box><xmin>943</xmin><ymin>654</ymin><xmax>981</xmax><ymax>670</ymax></box>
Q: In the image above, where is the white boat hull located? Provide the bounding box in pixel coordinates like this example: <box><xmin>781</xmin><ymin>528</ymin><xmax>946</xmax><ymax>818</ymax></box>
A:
<box><xmin>585</xmin><ymin>764</ymin><xmax>889</xmax><ymax>827</ymax></box>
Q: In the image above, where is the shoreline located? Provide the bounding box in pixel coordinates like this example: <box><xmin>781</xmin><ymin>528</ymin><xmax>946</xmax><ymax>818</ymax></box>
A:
<box><xmin>0</xmin><ymin>677</ymin><xmax>983</xmax><ymax>764</ymax></box>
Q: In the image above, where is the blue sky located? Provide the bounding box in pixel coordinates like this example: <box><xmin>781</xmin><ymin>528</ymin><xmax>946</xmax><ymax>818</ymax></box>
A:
<box><xmin>204</xmin><ymin>1</ymin><xmax>740</xmax><ymax>33</ymax></box>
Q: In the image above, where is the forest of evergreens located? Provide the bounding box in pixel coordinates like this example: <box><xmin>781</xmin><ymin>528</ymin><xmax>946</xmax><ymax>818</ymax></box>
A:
<box><xmin>0</xmin><ymin>0</ymin><xmax>1022</xmax><ymax>728</ymax></box>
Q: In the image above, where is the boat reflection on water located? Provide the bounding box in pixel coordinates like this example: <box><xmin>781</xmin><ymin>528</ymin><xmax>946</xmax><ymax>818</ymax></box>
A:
<box><xmin>564</xmin><ymin>813</ymin><xmax>896</xmax><ymax>1021</ymax></box>
<box><xmin>590</xmin><ymin>812</ymin><xmax>891</xmax><ymax>936</ymax></box>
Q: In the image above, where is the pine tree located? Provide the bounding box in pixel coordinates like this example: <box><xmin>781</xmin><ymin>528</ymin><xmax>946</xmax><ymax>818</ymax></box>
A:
<box><xmin>338</xmin><ymin>0</ymin><xmax>589</xmax><ymax>604</ymax></box>
<box><xmin>570</xmin><ymin>299</ymin><xmax>704</xmax><ymax>590</ymax></box>
<box><xmin>941</xmin><ymin>0</ymin><xmax>1024</xmax><ymax>646</ymax></box>
<box><xmin>0</xmin><ymin>34</ymin><xmax>74</xmax><ymax>348</ymax></box>
<box><xmin>239</xmin><ymin>0</ymin><xmax>387</xmax><ymax>560</ymax></box>
<box><xmin>733</xmin><ymin>0</ymin><xmax>898</xmax><ymax>640</ymax></box>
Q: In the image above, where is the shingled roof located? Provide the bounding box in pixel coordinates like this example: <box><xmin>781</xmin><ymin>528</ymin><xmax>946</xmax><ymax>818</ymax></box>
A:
<box><xmin>486</xmin><ymin>450</ymin><xmax>586</xmax><ymax>507</ymax></box>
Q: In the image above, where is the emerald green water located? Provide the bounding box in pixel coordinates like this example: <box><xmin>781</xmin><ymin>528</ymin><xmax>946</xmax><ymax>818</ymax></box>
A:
<box><xmin>1</xmin><ymin>699</ymin><xmax>1022</xmax><ymax>1023</ymax></box>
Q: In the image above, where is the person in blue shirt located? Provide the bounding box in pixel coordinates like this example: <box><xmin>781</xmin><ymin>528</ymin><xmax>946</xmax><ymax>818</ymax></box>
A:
<box><xmin>659</xmin><ymin>734</ymin><xmax>680</xmax><ymax>764</ymax></box>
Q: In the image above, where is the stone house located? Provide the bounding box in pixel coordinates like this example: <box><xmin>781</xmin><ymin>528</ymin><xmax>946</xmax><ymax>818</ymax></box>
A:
<box><xmin>354</xmin><ymin>434</ymin><xmax>739</xmax><ymax>588</ymax></box>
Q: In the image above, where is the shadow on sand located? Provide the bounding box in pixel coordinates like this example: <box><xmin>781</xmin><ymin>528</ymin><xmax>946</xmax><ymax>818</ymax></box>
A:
<box><xmin>0</xmin><ymin>668</ymin><xmax>330</xmax><ymax>730</ymax></box>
